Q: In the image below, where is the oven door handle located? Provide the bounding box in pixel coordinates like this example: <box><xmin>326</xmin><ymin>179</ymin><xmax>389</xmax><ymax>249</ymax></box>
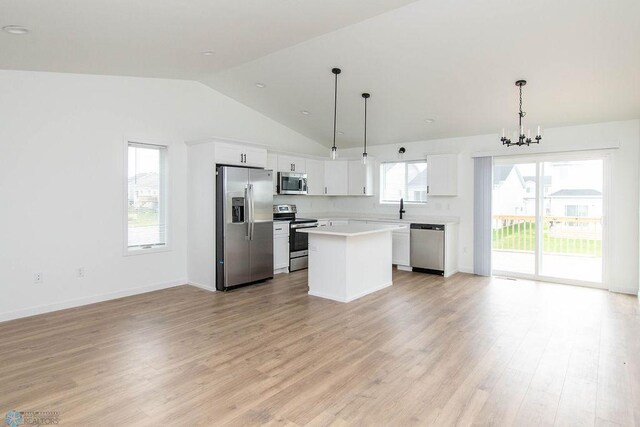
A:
<box><xmin>290</xmin><ymin>223</ymin><xmax>318</xmax><ymax>229</ymax></box>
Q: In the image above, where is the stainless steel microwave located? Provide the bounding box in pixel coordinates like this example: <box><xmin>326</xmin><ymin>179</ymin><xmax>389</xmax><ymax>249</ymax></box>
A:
<box><xmin>278</xmin><ymin>172</ymin><xmax>308</xmax><ymax>195</ymax></box>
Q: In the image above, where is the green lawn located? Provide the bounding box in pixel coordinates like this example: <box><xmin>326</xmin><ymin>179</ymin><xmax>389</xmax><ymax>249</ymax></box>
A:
<box><xmin>128</xmin><ymin>209</ymin><xmax>159</xmax><ymax>227</ymax></box>
<box><xmin>493</xmin><ymin>223</ymin><xmax>601</xmax><ymax>256</ymax></box>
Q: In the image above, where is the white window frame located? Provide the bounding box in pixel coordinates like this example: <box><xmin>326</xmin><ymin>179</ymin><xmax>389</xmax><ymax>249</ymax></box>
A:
<box><xmin>379</xmin><ymin>160</ymin><xmax>428</xmax><ymax>205</ymax></box>
<box><xmin>123</xmin><ymin>139</ymin><xmax>170</xmax><ymax>256</ymax></box>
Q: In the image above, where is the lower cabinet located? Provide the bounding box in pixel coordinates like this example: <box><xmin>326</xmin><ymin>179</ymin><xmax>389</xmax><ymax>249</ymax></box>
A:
<box><xmin>367</xmin><ymin>221</ymin><xmax>410</xmax><ymax>268</ymax></box>
<box><xmin>273</xmin><ymin>222</ymin><xmax>289</xmax><ymax>274</ymax></box>
<box><xmin>392</xmin><ymin>232</ymin><xmax>410</xmax><ymax>266</ymax></box>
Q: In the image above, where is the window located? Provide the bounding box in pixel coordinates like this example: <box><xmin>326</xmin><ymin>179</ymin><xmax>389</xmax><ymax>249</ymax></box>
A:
<box><xmin>127</xmin><ymin>142</ymin><xmax>168</xmax><ymax>252</ymax></box>
<box><xmin>564</xmin><ymin>204</ymin><xmax>589</xmax><ymax>217</ymax></box>
<box><xmin>380</xmin><ymin>160</ymin><xmax>428</xmax><ymax>203</ymax></box>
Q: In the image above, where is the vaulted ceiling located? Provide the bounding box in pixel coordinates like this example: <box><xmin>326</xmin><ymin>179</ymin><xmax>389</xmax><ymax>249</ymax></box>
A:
<box><xmin>2</xmin><ymin>0</ymin><xmax>639</xmax><ymax>147</ymax></box>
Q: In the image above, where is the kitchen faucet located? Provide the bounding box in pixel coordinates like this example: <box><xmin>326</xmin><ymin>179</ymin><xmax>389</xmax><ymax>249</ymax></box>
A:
<box><xmin>399</xmin><ymin>198</ymin><xmax>406</xmax><ymax>220</ymax></box>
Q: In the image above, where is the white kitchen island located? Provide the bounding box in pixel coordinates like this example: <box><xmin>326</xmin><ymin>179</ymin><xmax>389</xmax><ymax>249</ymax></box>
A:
<box><xmin>298</xmin><ymin>223</ymin><xmax>405</xmax><ymax>302</ymax></box>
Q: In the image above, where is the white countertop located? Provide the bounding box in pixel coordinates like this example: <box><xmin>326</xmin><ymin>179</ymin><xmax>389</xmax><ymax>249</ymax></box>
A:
<box><xmin>300</xmin><ymin>212</ymin><xmax>459</xmax><ymax>226</ymax></box>
<box><xmin>297</xmin><ymin>223</ymin><xmax>406</xmax><ymax>237</ymax></box>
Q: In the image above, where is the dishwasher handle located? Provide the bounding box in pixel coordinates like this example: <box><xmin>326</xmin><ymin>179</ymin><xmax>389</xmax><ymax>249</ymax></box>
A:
<box><xmin>410</xmin><ymin>223</ymin><xmax>444</xmax><ymax>231</ymax></box>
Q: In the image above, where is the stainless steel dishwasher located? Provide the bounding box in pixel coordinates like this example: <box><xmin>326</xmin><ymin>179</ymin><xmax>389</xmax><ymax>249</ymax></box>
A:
<box><xmin>410</xmin><ymin>224</ymin><xmax>445</xmax><ymax>275</ymax></box>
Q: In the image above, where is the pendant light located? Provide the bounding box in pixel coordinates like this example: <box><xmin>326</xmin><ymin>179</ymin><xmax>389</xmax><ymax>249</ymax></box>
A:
<box><xmin>361</xmin><ymin>93</ymin><xmax>370</xmax><ymax>164</ymax></box>
<box><xmin>500</xmin><ymin>80</ymin><xmax>542</xmax><ymax>147</ymax></box>
<box><xmin>330</xmin><ymin>68</ymin><xmax>341</xmax><ymax>160</ymax></box>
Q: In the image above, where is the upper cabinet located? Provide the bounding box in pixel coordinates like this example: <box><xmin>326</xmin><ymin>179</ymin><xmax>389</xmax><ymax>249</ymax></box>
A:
<box><xmin>348</xmin><ymin>159</ymin><xmax>374</xmax><ymax>196</ymax></box>
<box><xmin>324</xmin><ymin>161</ymin><xmax>348</xmax><ymax>195</ymax></box>
<box><xmin>266</xmin><ymin>152</ymin><xmax>278</xmax><ymax>195</ymax></box>
<box><xmin>215</xmin><ymin>142</ymin><xmax>267</xmax><ymax>168</ymax></box>
<box><xmin>277</xmin><ymin>155</ymin><xmax>306</xmax><ymax>173</ymax></box>
<box><xmin>305</xmin><ymin>159</ymin><xmax>325</xmax><ymax>196</ymax></box>
<box><xmin>427</xmin><ymin>154</ymin><xmax>458</xmax><ymax>196</ymax></box>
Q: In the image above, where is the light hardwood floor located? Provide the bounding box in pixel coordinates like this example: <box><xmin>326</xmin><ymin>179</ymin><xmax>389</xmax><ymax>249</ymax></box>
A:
<box><xmin>1</xmin><ymin>270</ymin><xmax>639</xmax><ymax>426</ymax></box>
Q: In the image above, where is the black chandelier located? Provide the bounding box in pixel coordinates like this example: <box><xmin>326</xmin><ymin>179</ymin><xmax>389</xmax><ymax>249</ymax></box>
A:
<box><xmin>501</xmin><ymin>80</ymin><xmax>542</xmax><ymax>147</ymax></box>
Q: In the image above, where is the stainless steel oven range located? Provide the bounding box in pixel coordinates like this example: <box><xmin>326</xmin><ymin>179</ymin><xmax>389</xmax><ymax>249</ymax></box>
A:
<box><xmin>273</xmin><ymin>204</ymin><xmax>318</xmax><ymax>271</ymax></box>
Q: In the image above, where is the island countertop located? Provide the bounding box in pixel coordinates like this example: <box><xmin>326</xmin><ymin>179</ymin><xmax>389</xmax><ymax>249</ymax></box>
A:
<box><xmin>297</xmin><ymin>223</ymin><xmax>406</xmax><ymax>237</ymax></box>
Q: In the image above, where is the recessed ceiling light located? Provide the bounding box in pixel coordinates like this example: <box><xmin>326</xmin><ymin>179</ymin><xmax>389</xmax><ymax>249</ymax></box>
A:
<box><xmin>2</xmin><ymin>25</ymin><xmax>29</xmax><ymax>35</ymax></box>
<box><xmin>337</xmin><ymin>131</ymin><xmax>344</xmax><ymax>135</ymax></box>
<box><xmin>255</xmin><ymin>82</ymin><xmax>266</xmax><ymax>88</ymax></box>
<box><xmin>300</xmin><ymin>110</ymin><xmax>310</xmax><ymax>115</ymax></box>
<box><xmin>424</xmin><ymin>118</ymin><xmax>436</xmax><ymax>123</ymax></box>
<box><xmin>201</xmin><ymin>50</ymin><xmax>215</xmax><ymax>56</ymax></box>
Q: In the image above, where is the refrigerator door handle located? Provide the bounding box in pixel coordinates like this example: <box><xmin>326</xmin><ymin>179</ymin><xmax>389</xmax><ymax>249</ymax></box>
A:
<box><xmin>244</xmin><ymin>186</ymin><xmax>250</xmax><ymax>239</ymax></box>
<box><xmin>249</xmin><ymin>183</ymin><xmax>255</xmax><ymax>240</ymax></box>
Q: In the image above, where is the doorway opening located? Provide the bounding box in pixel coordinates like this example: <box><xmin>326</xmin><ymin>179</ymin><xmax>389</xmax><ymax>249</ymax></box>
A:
<box><xmin>492</xmin><ymin>156</ymin><xmax>605</xmax><ymax>287</ymax></box>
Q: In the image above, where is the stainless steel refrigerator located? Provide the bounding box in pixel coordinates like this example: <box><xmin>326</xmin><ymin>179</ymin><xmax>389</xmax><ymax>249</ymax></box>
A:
<box><xmin>216</xmin><ymin>166</ymin><xmax>274</xmax><ymax>290</ymax></box>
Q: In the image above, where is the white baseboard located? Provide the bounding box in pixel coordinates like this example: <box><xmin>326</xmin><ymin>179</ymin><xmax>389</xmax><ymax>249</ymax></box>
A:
<box><xmin>0</xmin><ymin>279</ymin><xmax>186</xmax><ymax>323</ymax></box>
<box><xmin>188</xmin><ymin>281</ymin><xmax>216</xmax><ymax>292</ymax></box>
<box><xmin>396</xmin><ymin>265</ymin><xmax>412</xmax><ymax>272</ymax></box>
<box><xmin>609</xmin><ymin>286</ymin><xmax>639</xmax><ymax>296</ymax></box>
<box><xmin>308</xmin><ymin>281</ymin><xmax>393</xmax><ymax>303</ymax></box>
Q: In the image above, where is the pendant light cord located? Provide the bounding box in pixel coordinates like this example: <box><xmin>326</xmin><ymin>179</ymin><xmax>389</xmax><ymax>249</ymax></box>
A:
<box><xmin>332</xmin><ymin>71</ymin><xmax>338</xmax><ymax>149</ymax></box>
<box><xmin>363</xmin><ymin>96</ymin><xmax>367</xmax><ymax>154</ymax></box>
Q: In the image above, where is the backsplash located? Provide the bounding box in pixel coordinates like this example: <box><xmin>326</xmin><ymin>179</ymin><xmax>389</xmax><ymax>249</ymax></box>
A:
<box><xmin>274</xmin><ymin>194</ymin><xmax>460</xmax><ymax>220</ymax></box>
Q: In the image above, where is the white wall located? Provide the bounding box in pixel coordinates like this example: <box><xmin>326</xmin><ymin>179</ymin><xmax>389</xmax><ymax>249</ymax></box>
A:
<box><xmin>0</xmin><ymin>69</ymin><xmax>326</xmax><ymax>321</ymax></box>
<box><xmin>298</xmin><ymin>120</ymin><xmax>640</xmax><ymax>294</ymax></box>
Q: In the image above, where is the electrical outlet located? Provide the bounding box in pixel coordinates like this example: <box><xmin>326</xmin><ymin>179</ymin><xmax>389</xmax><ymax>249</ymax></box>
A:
<box><xmin>33</xmin><ymin>272</ymin><xmax>42</xmax><ymax>284</ymax></box>
<box><xmin>77</xmin><ymin>267</ymin><xmax>85</xmax><ymax>278</ymax></box>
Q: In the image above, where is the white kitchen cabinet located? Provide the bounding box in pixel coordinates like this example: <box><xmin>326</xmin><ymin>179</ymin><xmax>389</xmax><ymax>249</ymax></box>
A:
<box><xmin>273</xmin><ymin>221</ymin><xmax>290</xmax><ymax>274</ymax></box>
<box><xmin>277</xmin><ymin>155</ymin><xmax>306</xmax><ymax>173</ymax></box>
<box><xmin>367</xmin><ymin>221</ymin><xmax>410</xmax><ymax>267</ymax></box>
<box><xmin>427</xmin><ymin>154</ymin><xmax>458</xmax><ymax>196</ymax></box>
<box><xmin>305</xmin><ymin>159</ymin><xmax>325</xmax><ymax>196</ymax></box>
<box><xmin>267</xmin><ymin>153</ymin><xmax>278</xmax><ymax>195</ymax></box>
<box><xmin>348</xmin><ymin>159</ymin><xmax>374</xmax><ymax>196</ymax></box>
<box><xmin>392</xmin><ymin>232</ymin><xmax>411</xmax><ymax>267</ymax></box>
<box><xmin>215</xmin><ymin>142</ymin><xmax>267</xmax><ymax>168</ymax></box>
<box><xmin>324</xmin><ymin>161</ymin><xmax>348</xmax><ymax>195</ymax></box>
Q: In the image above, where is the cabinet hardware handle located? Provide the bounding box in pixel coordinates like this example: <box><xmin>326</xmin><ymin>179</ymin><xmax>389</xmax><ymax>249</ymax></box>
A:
<box><xmin>244</xmin><ymin>154</ymin><xmax>247</xmax><ymax>163</ymax></box>
<box><xmin>324</xmin><ymin>186</ymin><xmax>327</xmax><ymax>194</ymax></box>
<box><xmin>363</xmin><ymin>186</ymin><xmax>365</xmax><ymax>195</ymax></box>
<box><xmin>427</xmin><ymin>185</ymin><xmax>429</xmax><ymax>194</ymax></box>
<box><xmin>240</xmin><ymin>153</ymin><xmax>243</xmax><ymax>163</ymax></box>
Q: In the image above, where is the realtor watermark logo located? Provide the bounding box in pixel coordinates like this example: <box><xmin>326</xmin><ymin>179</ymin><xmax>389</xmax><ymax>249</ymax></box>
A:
<box><xmin>5</xmin><ymin>410</ymin><xmax>59</xmax><ymax>426</ymax></box>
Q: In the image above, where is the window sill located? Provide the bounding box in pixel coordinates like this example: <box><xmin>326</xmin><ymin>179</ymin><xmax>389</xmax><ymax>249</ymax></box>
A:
<box><xmin>124</xmin><ymin>245</ymin><xmax>171</xmax><ymax>257</ymax></box>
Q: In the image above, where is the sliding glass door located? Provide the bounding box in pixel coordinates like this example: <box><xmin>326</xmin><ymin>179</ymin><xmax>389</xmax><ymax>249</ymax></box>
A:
<box><xmin>492</xmin><ymin>161</ymin><xmax>537</xmax><ymax>275</ymax></box>
<box><xmin>492</xmin><ymin>155</ymin><xmax>605</xmax><ymax>287</ymax></box>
